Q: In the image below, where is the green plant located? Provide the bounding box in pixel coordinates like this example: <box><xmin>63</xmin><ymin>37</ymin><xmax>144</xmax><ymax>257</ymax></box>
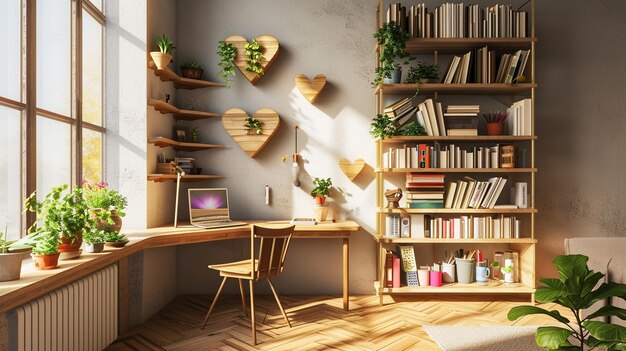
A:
<box><xmin>508</xmin><ymin>254</ymin><xmax>626</xmax><ymax>350</ymax></box>
<box><xmin>104</xmin><ymin>231</ymin><xmax>127</xmax><ymax>243</ymax></box>
<box><xmin>156</xmin><ymin>33</ymin><xmax>174</xmax><ymax>54</ymax></box>
<box><xmin>373</xmin><ymin>22</ymin><xmax>413</xmax><ymax>85</ymax></box>
<box><xmin>244</xmin><ymin>39</ymin><xmax>264</xmax><ymax>76</ymax></box>
<box><xmin>310</xmin><ymin>178</ymin><xmax>332</xmax><ymax>198</ymax></box>
<box><xmin>370</xmin><ymin>114</ymin><xmax>399</xmax><ymax>140</ymax></box>
<box><xmin>190</xmin><ymin>127</ymin><xmax>200</xmax><ymax>142</ymax></box>
<box><xmin>180</xmin><ymin>59</ymin><xmax>202</xmax><ymax>69</ymax></box>
<box><xmin>399</xmin><ymin>121</ymin><xmax>426</xmax><ymax>136</ymax></box>
<box><xmin>217</xmin><ymin>41</ymin><xmax>237</xmax><ymax>87</ymax></box>
<box><xmin>0</xmin><ymin>227</ymin><xmax>32</xmax><ymax>253</ymax></box>
<box><xmin>82</xmin><ymin>180</ymin><xmax>128</xmax><ymax>229</ymax></box>
<box><xmin>244</xmin><ymin>117</ymin><xmax>262</xmax><ymax>134</ymax></box>
<box><xmin>83</xmin><ymin>228</ymin><xmax>108</xmax><ymax>245</ymax></box>
<box><xmin>406</xmin><ymin>62</ymin><xmax>440</xmax><ymax>83</ymax></box>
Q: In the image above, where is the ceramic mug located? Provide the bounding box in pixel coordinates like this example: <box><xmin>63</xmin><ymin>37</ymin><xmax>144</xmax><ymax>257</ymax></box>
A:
<box><xmin>429</xmin><ymin>271</ymin><xmax>443</xmax><ymax>287</ymax></box>
<box><xmin>417</xmin><ymin>269</ymin><xmax>430</xmax><ymax>286</ymax></box>
<box><xmin>476</xmin><ymin>266</ymin><xmax>491</xmax><ymax>284</ymax></box>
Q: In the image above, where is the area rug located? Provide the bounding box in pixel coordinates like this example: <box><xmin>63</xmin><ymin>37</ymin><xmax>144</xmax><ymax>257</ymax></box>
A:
<box><xmin>424</xmin><ymin>325</ymin><xmax>542</xmax><ymax>351</ymax></box>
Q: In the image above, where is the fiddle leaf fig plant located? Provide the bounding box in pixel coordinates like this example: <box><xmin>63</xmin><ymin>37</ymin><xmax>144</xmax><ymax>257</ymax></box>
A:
<box><xmin>373</xmin><ymin>22</ymin><xmax>413</xmax><ymax>85</ymax></box>
<box><xmin>217</xmin><ymin>41</ymin><xmax>237</xmax><ymax>87</ymax></box>
<box><xmin>244</xmin><ymin>39</ymin><xmax>264</xmax><ymax>76</ymax></box>
<box><xmin>508</xmin><ymin>254</ymin><xmax>626</xmax><ymax>350</ymax></box>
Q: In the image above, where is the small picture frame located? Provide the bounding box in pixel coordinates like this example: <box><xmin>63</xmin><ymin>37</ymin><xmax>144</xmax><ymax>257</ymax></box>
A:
<box><xmin>175</xmin><ymin>129</ymin><xmax>187</xmax><ymax>142</ymax></box>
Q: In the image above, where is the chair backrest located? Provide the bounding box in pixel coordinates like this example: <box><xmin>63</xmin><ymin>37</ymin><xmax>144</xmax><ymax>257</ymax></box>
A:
<box><xmin>251</xmin><ymin>225</ymin><xmax>294</xmax><ymax>280</ymax></box>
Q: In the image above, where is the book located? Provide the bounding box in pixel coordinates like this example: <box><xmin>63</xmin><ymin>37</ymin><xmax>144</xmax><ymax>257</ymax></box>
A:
<box><xmin>435</xmin><ymin>102</ymin><xmax>446</xmax><ymax>136</ymax></box>
<box><xmin>393</xmin><ymin>256</ymin><xmax>401</xmax><ymax>288</ymax></box>
<box><xmin>385</xmin><ymin>251</ymin><xmax>394</xmax><ymax>288</ymax></box>
<box><xmin>409</xmin><ymin>214</ymin><xmax>425</xmax><ymax>238</ymax></box>
<box><xmin>447</xmin><ymin>129</ymin><xmax>478</xmax><ymax>136</ymax></box>
<box><xmin>424</xmin><ymin>99</ymin><xmax>439</xmax><ymax>136</ymax></box>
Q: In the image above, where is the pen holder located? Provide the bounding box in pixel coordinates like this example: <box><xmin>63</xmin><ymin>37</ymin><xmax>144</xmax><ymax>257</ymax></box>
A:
<box><xmin>486</xmin><ymin>122</ymin><xmax>504</xmax><ymax>136</ymax></box>
<box><xmin>441</xmin><ymin>263</ymin><xmax>456</xmax><ymax>283</ymax></box>
<box><xmin>429</xmin><ymin>271</ymin><xmax>443</xmax><ymax>287</ymax></box>
<box><xmin>417</xmin><ymin>269</ymin><xmax>430</xmax><ymax>286</ymax></box>
<box><xmin>456</xmin><ymin>258</ymin><xmax>475</xmax><ymax>284</ymax></box>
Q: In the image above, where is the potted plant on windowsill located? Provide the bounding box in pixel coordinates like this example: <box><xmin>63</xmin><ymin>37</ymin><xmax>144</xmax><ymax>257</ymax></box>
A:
<box><xmin>83</xmin><ymin>228</ymin><xmax>107</xmax><ymax>253</ymax></box>
<box><xmin>83</xmin><ymin>180</ymin><xmax>128</xmax><ymax>234</ymax></box>
<box><xmin>29</xmin><ymin>230</ymin><xmax>61</xmax><ymax>270</ymax></box>
<box><xmin>104</xmin><ymin>231</ymin><xmax>129</xmax><ymax>248</ymax></box>
<box><xmin>151</xmin><ymin>33</ymin><xmax>174</xmax><ymax>70</ymax></box>
<box><xmin>311</xmin><ymin>177</ymin><xmax>332</xmax><ymax>222</ymax></box>
<box><xmin>179</xmin><ymin>59</ymin><xmax>203</xmax><ymax>79</ymax></box>
<box><xmin>0</xmin><ymin>228</ymin><xmax>32</xmax><ymax>281</ymax></box>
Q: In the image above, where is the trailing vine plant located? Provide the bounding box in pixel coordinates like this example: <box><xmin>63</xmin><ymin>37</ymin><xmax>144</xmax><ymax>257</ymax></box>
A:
<box><xmin>244</xmin><ymin>39</ymin><xmax>264</xmax><ymax>76</ymax></box>
<box><xmin>373</xmin><ymin>22</ymin><xmax>412</xmax><ymax>85</ymax></box>
<box><xmin>217</xmin><ymin>41</ymin><xmax>237</xmax><ymax>87</ymax></box>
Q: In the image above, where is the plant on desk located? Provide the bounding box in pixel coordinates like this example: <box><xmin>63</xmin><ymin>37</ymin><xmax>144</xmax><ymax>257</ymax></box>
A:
<box><xmin>83</xmin><ymin>179</ymin><xmax>128</xmax><ymax>234</ymax></box>
<box><xmin>311</xmin><ymin>177</ymin><xmax>332</xmax><ymax>206</ymax></box>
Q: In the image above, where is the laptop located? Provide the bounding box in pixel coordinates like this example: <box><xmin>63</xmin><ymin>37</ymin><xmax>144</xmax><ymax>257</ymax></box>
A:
<box><xmin>188</xmin><ymin>188</ymin><xmax>247</xmax><ymax>229</ymax></box>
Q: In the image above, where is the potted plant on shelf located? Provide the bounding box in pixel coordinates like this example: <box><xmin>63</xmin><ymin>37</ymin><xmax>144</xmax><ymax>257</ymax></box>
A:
<box><xmin>508</xmin><ymin>254</ymin><xmax>626</xmax><ymax>350</ymax></box>
<box><xmin>0</xmin><ymin>228</ymin><xmax>32</xmax><ymax>281</ymax></box>
<box><xmin>83</xmin><ymin>180</ymin><xmax>128</xmax><ymax>233</ymax></box>
<box><xmin>83</xmin><ymin>227</ymin><xmax>107</xmax><ymax>253</ymax></box>
<box><xmin>190</xmin><ymin>127</ymin><xmax>200</xmax><ymax>143</ymax></box>
<box><xmin>179</xmin><ymin>59</ymin><xmax>203</xmax><ymax>79</ymax></box>
<box><xmin>244</xmin><ymin>38</ymin><xmax>264</xmax><ymax>77</ymax></box>
<box><xmin>373</xmin><ymin>22</ymin><xmax>413</xmax><ymax>85</ymax></box>
<box><xmin>370</xmin><ymin>114</ymin><xmax>399</xmax><ymax>140</ymax></box>
<box><xmin>406</xmin><ymin>62</ymin><xmax>440</xmax><ymax>83</ymax></box>
<box><xmin>244</xmin><ymin>117</ymin><xmax>262</xmax><ymax>135</ymax></box>
<box><xmin>217</xmin><ymin>41</ymin><xmax>237</xmax><ymax>87</ymax></box>
<box><xmin>104</xmin><ymin>231</ymin><xmax>129</xmax><ymax>248</ymax></box>
<box><xmin>151</xmin><ymin>33</ymin><xmax>174</xmax><ymax>70</ymax></box>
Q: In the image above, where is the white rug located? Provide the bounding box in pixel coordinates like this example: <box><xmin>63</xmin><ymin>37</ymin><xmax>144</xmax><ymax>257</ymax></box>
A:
<box><xmin>424</xmin><ymin>325</ymin><xmax>542</xmax><ymax>351</ymax></box>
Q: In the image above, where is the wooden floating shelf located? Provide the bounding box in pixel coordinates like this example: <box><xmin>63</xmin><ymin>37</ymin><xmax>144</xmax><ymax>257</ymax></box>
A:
<box><xmin>148</xmin><ymin>99</ymin><xmax>220</xmax><ymax>121</ymax></box>
<box><xmin>147</xmin><ymin>174</ymin><xmax>224</xmax><ymax>183</ymax></box>
<box><xmin>381</xmin><ymin>37</ymin><xmax>537</xmax><ymax>54</ymax></box>
<box><xmin>375</xmin><ymin>237</ymin><xmax>537</xmax><ymax>244</ymax></box>
<box><xmin>374</xmin><ymin>280</ymin><xmax>535</xmax><ymax>294</ymax></box>
<box><xmin>148</xmin><ymin>137</ymin><xmax>224</xmax><ymax>152</ymax></box>
<box><xmin>377</xmin><ymin>208</ymin><xmax>537</xmax><ymax>214</ymax></box>
<box><xmin>148</xmin><ymin>60</ymin><xmax>224</xmax><ymax>90</ymax></box>
<box><xmin>375</xmin><ymin>83</ymin><xmax>536</xmax><ymax>95</ymax></box>
<box><xmin>377</xmin><ymin>168</ymin><xmax>536</xmax><ymax>173</ymax></box>
<box><xmin>378</xmin><ymin>136</ymin><xmax>537</xmax><ymax>143</ymax></box>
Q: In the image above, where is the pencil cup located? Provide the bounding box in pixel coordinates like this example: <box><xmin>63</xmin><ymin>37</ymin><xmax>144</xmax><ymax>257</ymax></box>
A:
<box><xmin>486</xmin><ymin>122</ymin><xmax>504</xmax><ymax>136</ymax></box>
<box><xmin>429</xmin><ymin>271</ymin><xmax>443</xmax><ymax>287</ymax></box>
<box><xmin>417</xmin><ymin>269</ymin><xmax>430</xmax><ymax>286</ymax></box>
<box><xmin>456</xmin><ymin>258</ymin><xmax>475</xmax><ymax>284</ymax></box>
<box><xmin>441</xmin><ymin>263</ymin><xmax>456</xmax><ymax>283</ymax></box>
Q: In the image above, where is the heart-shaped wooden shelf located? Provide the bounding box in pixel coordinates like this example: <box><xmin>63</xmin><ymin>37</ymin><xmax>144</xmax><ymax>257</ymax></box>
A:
<box><xmin>339</xmin><ymin>158</ymin><xmax>366</xmax><ymax>181</ymax></box>
<box><xmin>295</xmin><ymin>74</ymin><xmax>327</xmax><ymax>103</ymax></box>
<box><xmin>224</xmin><ymin>35</ymin><xmax>280</xmax><ymax>85</ymax></box>
<box><xmin>222</xmin><ymin>108</ymin><xmax>281</xmax><ymax>158</ymax></box>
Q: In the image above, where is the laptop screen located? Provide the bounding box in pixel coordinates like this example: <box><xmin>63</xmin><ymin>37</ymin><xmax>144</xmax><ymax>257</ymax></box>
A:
<box><xmin>189</xmin><ymin>188</ymin><xmax>229</xmax><ymax>220</ymax></box>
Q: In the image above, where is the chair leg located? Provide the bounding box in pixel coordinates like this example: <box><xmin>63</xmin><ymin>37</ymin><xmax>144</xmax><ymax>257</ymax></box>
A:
<box><xmin>238</xmin><ymin>278</ymin><xmax>247</xmax><ymax>317</ymax></box>
<box><xmin>201</xmin><ymin>276</ymin><xmax>227</xmax><ymax>329</ymax></box>
<box><xmin>249</xmin><ymin>280</ymin><xmax>257</xmax><ymax>345</ymax></box>
<box><xmin>267</xmin><ymin>278</ymin><xmax>292</xmax><ymax>328</ymax></box>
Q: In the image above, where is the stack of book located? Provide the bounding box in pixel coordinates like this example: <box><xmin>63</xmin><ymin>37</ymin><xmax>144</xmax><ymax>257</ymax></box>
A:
<box><xmin>428</xmin><ymin>215</ymin><xmax>521</xmax><ymax>239</ymax></box>
<box><xmin>175</xmin><ymin>157</ymin><xmax>195</xmax><ymax>174</ymax></box>
<box><xmin>156</xmin><ymin>161</ymin><xmax>176</xmax><ymax>174</ymax></box>
<box><xmin>445</xmin><ymin>105</ymin><xmax>479</xmax><ymax>136</ymax></box>
<box><xmin>444</xmin><ymin>176</ymin><xmax>507</xmax><ymax>209</ymax></box>
<box><xmin>406</xmin><ymin>173</ymin><xmax>445</xmax><ymax>208</ymax></box>
<box><xmin>507</xmin><ymin>99</ymin><xmax>532</xmax><ymax>136</ymax></box>
<box><xmin>442</xmin><ymin>51</ymin><xmax>472</xmax><ymax>84</ymax></box>
<box><xmin>417</xmin><ymin>98</ymin><xmax>446</xmax><ymax>136</ymax></box>
<box><xmin>385</xmin><ymin>97</ymin><xmax>417</xmax><ymax>128</ymax></box>
<box><xmin>495</xmin><ymin>50</ymin><xmax>530</xmax><ymax>83</ymax></box>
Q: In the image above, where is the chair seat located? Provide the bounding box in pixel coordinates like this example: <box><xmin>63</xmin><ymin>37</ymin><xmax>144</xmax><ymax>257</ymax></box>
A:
<box><xmin>208</xmin><ymin>259</ymin><xmax>259</xmax><ymax>278</ymax></box>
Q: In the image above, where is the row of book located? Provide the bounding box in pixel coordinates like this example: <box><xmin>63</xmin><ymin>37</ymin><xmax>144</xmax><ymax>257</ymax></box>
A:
<box><xmin>507</xmin><ymin>98</ymin><xmax>532</xmax><ymax>136</ymax></box>
<box><xmin>383</xmin><ymin>144</ymin><xmax>519</xmax><ymax>169</ymax></box>
<box><xmin>406</xmin><ymin>173</ymin><xmax>445</xmax><ymax>209</ymax></box>
<box><xmin>444</xmin><ymin>176</ymin><xmax>507</xmax><ymax>209</ymax></box>
<box><xmin>442</xmin><ymin>49</ymin><xmax>530</xmax><ymax>84</ymax></box>
<box><xmin>385</xmin><ymin>213</ymin><xmax>522</xmax><ymax>239</ymax></box>
<box><xmin>387</xmin><ymin>3</ymin><xmax>529</xmax><ymax>38</ymax></box>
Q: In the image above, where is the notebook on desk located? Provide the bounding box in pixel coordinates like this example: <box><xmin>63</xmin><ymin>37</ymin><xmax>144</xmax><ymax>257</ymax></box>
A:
<box><xmin>188</xmin><ymin>188</ymin><xmax>247</xmax><ymax>229</ymax></box>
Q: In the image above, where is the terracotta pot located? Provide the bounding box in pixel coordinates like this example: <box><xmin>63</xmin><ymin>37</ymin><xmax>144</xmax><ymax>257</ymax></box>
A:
<box><xmin>486</xmin><ymin>122</ymin><xmax>504</xmax><ymax>136</ymax></box>
<box><xmin>314</xmin><ymin>196</ymin><xmax>326</xmax><ymax>206</ymax></box>
<box><xmin>150</xmin><ymin>52</ymin><xmax>172</xmax><ymax>70</ymax></box>
<box><xmin>95</xmin><ymin>209</ymin><xmax>123</xmax><ymax>233</ymax></box>
<box><xmin>0</xmin><ymin>252</ymin><xmax>25</xmax><ymax>281</ymax></box>
<box><xmin>58</xmin><ymin>231</ymin><xmax>83</xmax><ymax>253</ymax></box>
<box><xmin>84</xmin><ymin>243</ymin><xmax>104</xmax><ymax>253</ymax></box>
<box><xmin>180</xmin><ymin>67</ymin><xmax>203</xmax><ymax>79</ymax></box>
<box><xmin>32</xmin><ymin>253</ymin><xmax>60</xmax><ymax>270</ymax></box>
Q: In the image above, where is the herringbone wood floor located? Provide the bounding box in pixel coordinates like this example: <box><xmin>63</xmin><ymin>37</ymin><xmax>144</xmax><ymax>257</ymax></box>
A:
<box><xmin>107</xmin><ymin>294</ymin><xmax>569</xmax><ymax>351</ymax></box>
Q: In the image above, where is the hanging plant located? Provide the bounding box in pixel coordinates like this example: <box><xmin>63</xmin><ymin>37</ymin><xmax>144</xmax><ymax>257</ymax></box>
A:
<box><xmin>373</xmin><ymin>22</ymin><xmax>413</xmax><ymax>85</ymax></box>
<box><xmin>244</xmin><ymin>39</ymin><xmax>264</xmax><ymax>76</ymax></box>
<box><xmin>217</xmin><ymin>41</ymin><xmax>237</xmax><ymax>87</ymax></box>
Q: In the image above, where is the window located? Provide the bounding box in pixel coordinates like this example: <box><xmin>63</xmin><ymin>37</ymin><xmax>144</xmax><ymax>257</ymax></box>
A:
<box><xmin>0</xmin><ymin>0</ymin><xmax>106</xmax><ymax>237</ymax></box>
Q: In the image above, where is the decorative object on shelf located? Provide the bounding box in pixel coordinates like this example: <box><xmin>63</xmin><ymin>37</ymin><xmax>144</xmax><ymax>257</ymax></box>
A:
<box><xmin>175</xmin><ymin>128</ymin><xmax>187</xmax><ymax>142</ymax></box>
<box><xmin>475</xmin><ymin>264</ymin><xmax>490</xmax><ymax>285</ymax></box>
<box><xmin>150</xmin><ymin>33</ymin><xmax>174</xmax><ymax>70</ymax></box>
<box><xmin>385</xmin><ymin>188</ymin><xmax>403</xmax><ymax>208</ymax></box>
<box><xmin>500</xmin><ymin>145</ymin><xmax>515</xmax><ymax>168</ymax></box>
<box><xmin>370</xmin><ymin>114</ymin><xmax>399</xmax><ymax>140</ymax></box>
<box><xmin>406</xmin><ymin>62</ymin><xmax>439</xmax><ymax>83</ymax></box>
<box><xmin>0</xmin><ymin>229</ymin><xmax>32</xmax><ymax>281</ymax></box>
<box><xmin>373</xmin><ymin>22</ymin><xmax>412</xmax><ymax>85</ymax></box>
<box><xmin>104</xmin><ymin>231</ymin><xmax>129</xmax><ymax>248</ymax></box>
<box><xmin>295</xmin><ymin>74</ymin><xmax>327</xmax><ymax>104</ymax></box>
<box><xmin>502</xmin><ymin>259</ymin><xmax>514</xmax><ymax>283</ymax></box>
<box><xmin>190</xmin><ymin>127</ymin><xmax>200</xmax><ymax>143</ymax></box>
<box><xmin>244</xmin><ymin>116</ymin><xmax>262</xmax><ymax>135</ymax></box>
<box><xmin>339</xmin><ymin>158</ymin><xmax>366</xmax><ymax>181</ymax></box>
<box><xmin>282</xmin><ymin>126</ymin><xmax>301</xmax><ymax>187</ymax></box>
<box><xmin>222</xmin><ymin>108</ymin><xmax>280</xmax><ymax>157</ymax></box>
<box><xmin>83</xmin><ymin>180</ymin><xmax>127</xmax><ymax>234</ymax></box>
<box><xmin>508</xmin><ymin>254</ymin><xmax>626</xmax><ymax>350</ymax></box>
<box><xmin>484</xmin><ymin>111</ymin><xmax>508</xmax><ymax>136</ymax></box>
<box><xmin>179</xmin><ymin>59</ymin><xmax>203</xmax><ymax>79</ymax></box>
<box><xmin>311</xmin><ymin>177</ymin><xmax>332</xmax><ymax>206</ymax></box>
<box><xmin>217</xmin><ymin>41</ymin><xmax>237</xmax><ymax>87</ymax></box>
<box><xmin>224</xmin><ymin>35</ymin><xmax>279</xmax><ymax>85</ymax></box>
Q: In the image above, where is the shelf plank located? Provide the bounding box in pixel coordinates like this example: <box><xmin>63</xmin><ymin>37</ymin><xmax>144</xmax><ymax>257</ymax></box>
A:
<box><xmin>375</xmin><ymin>83</ymin><xmax>536</xmax><ymax>95</ymax></box>
<box><xmin>375</xmin><ymin>237</ymin><xmax>537</xmax><ymax>244</ymax></box>
<box><xmin>378</xmin><ymin>135</ymin><xmax>537</xmax><ymax>143</ymax></box>
<box><xmin>377</xmin><ymin>168</ymin><xmax>536</xmax><ymax>173</ymax></box>
<box><xmin>148</xmin><ymin>60</ymin><xmax>224</xmax><ymax>90</ymax></box>
<box><xmin>148</xmin><ymin>174</ymin><xmax>224</xmax><ymax>183</ymax></box>
<box><xmin>377</xmin><ymin>208</ymin><xmax>537</xmax><ymax>214</ymax></box>
<box><xmin>374</xmin><ymin>280</ymin><xmax>535</xmax><ymax>294</ymax></box>
<box><xmin>148</xmin><ymin>99</ymin><xmax>220</xmax><ymax>120</ymax></box>
<box><xmin>148</xmin><ymin>137</ymin><xmax>224</xmax><ymax>152</ymax></box>
<box><xmin>405</xmin><ymin>37</ymin><xmax>536</xmax><ymax>54</ymax></box>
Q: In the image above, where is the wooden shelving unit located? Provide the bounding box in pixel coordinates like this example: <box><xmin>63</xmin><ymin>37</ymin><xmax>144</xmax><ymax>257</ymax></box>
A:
<box><xmin>148</xmin><ymin>60</ymin><xmax>224</xmax><ymax>90</ymax></box>
<box><xmin>148</xmin><ymin>99</ymin><xmax>220</xmax><ymax>120</ymax></box>
<box><xmin>148</xmin><ymin>137</ymin><xmax>224</xmax><ymax>152</ymax></box>
<box><xmin>147</xmin><ymin>174</ymin><xmax>224</xmax><ymax>182</ymax></box>
<box><xmin>373</xmin><ymin>0</ymin><xmax>536</xmax><ymax>303</ymax></box>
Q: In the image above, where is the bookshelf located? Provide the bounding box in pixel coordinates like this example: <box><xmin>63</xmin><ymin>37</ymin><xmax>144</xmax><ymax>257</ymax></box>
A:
<box><xmin>373</xmin><ymin>0</ymin><xmax>536</xmax><ymax>303</ymax></box>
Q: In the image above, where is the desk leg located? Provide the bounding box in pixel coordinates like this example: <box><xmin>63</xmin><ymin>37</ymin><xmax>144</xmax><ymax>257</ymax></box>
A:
<box><xmin>343</xmin><ymin>238</ymin><xmax>349</xmax><ymax>311</ymax></box>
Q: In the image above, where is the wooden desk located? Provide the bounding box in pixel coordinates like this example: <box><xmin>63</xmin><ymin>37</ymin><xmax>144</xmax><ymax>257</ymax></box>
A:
<box><xmin>0</xmin><ymin>220</ymin><xmax>359</xmax><ymax>315</ymax></box>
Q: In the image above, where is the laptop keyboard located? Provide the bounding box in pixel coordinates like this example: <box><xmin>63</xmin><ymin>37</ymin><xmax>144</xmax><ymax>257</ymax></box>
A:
<box><xmin>195</xmin><ymin>216</ymin><xmax>229</xmax><ymax>223</ymax></box>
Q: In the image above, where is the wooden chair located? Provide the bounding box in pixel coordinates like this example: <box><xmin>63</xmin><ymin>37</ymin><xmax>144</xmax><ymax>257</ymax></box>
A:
<box><xmin>201</xmin><ymin>224</ymin><xmax>294</xmax><ymax>345</ymax></box>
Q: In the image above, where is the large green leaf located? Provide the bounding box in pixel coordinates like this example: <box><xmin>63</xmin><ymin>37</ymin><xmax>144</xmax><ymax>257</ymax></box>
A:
<box><xmin>508</xmin><ymin>305</ymin><xmax>571</xmax><ymax>324</ymax></box>
<box><xmin>586</xmin><ymin>335</ymin><xmax>620</xmax><ymax>350</ymax></box>
<box><xmin>608</xmin><ymin>342</ymin><xmax>626</xmax><ymax>351</ymax></box>
<box><xmin>535</xmin><ymin>326</ymin><xmax>574</xmax><ymax>349</ymax></box>
<box><xmin>553</xmin><ymin>255</ymin><xmax>589</xmax><ymax>281</ymax></box>
<box><xmin>536</xmin><ymin>285</ymin><xmax>569</xmax><ymax>304</ymax></box>
<box><xmin>586</xmin><ymin>282</ymin><xmax>626</xmax><ymax>309</ymax></box>
<box><xmin>584</xmin><ymin>321</ymin><xmax>626</xmax><ymax>343</ymax></box>
<box><xmin>586</xmin><ymin>306</ymin><xmax>626</xmax><ymax>321</ymax></box>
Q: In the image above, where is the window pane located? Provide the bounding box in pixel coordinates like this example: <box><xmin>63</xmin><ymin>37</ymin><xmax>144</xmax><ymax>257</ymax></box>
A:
<box><xmin>0</xmin><ymin>107</ymin><xmax>22</xmax><ymax>240</ymax></box>
<box><xmin>37</xmin><ymin>0</ymin><xmax>71</xmax><ymax>116</ymax></box>
<box><xmin>0</xmin><ymin>0</ymin><xmax>21</xmax><ymax>101</ymax></box>
<box><xmin>82</xmin><ymin>128</ymin><xmax>102</xmax><ymax>182</ymax></box>
<box><xmin>37</xmin><ymin>117</ymin><xmax>71</xmax><ymax>199</ymax></box>
<box><xmin>89</xmin><ymin>0</ymin><xmax>103</xmax><ymax>12</ymax></box>
<box><xmin>82</xmin><ymin>10</ymin><xmax>103</xmax><ymax>126</ymax></box>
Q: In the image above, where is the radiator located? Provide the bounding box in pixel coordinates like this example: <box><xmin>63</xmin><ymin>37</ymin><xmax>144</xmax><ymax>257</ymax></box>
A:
<box><xmin>8</xmin><ymin>264</ymin><xmax>118</xmax><ymax>351</ymax></box>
